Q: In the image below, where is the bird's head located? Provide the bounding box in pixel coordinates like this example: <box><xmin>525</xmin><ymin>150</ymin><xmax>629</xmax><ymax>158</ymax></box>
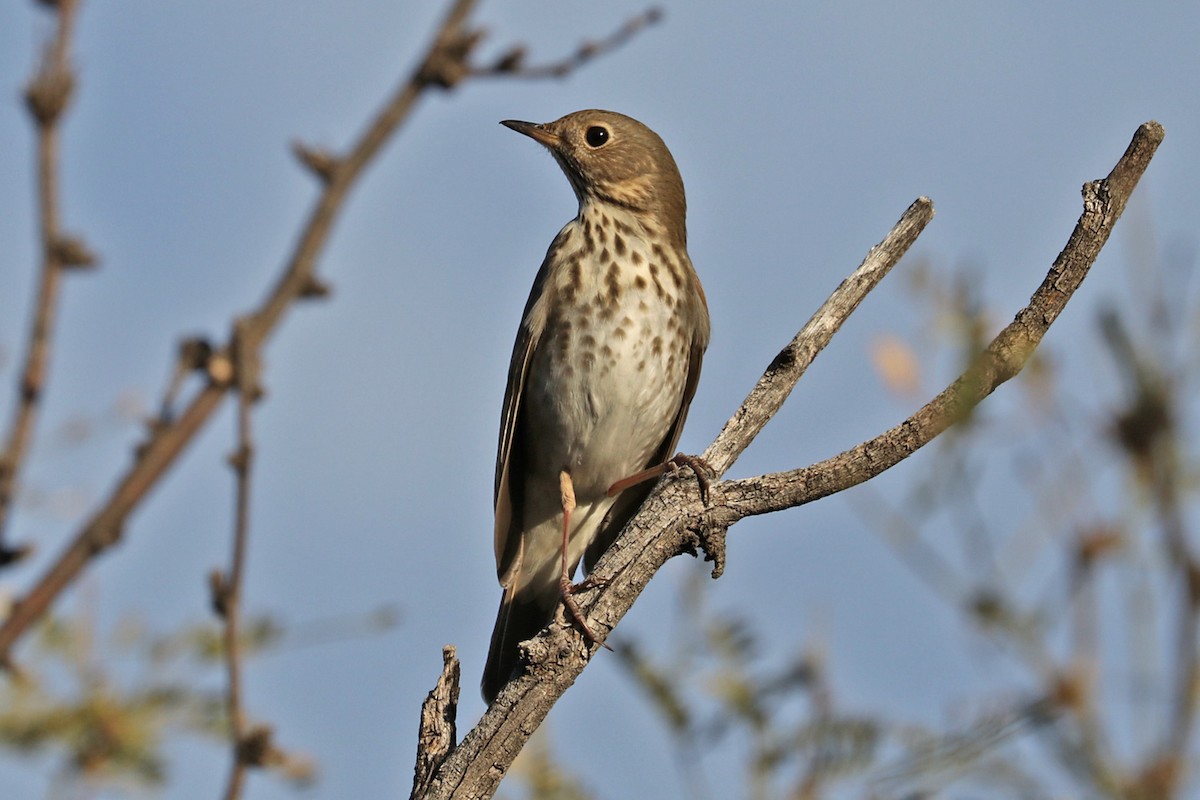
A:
<box><xmin>502</xmin><ymin>110</ymin><xmax>687</xmax><ymax>244</ymax></box>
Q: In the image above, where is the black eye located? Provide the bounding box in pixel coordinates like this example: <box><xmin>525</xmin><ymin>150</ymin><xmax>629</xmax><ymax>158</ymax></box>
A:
<box><xmin>585</xmin><ymin>126</ymin><xmax>610</xmax><ymax>147</ymax></box>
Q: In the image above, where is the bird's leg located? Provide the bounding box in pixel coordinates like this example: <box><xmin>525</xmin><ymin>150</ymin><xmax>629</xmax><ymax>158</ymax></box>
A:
<box><xmin>606</xmin><ymin>452</ymin><xmax>714</xmax><ymax>504</ymax></box>
<box><xmin>558</xmin><ymin>470</ymin><xmax>607</xmax><ymax>647</ymax></box>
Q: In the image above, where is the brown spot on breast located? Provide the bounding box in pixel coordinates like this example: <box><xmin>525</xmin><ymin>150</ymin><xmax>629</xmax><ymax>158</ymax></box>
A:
<box><xmin>651</xmin><ymin>336</ymin><xmax>663</xmax><ymax>356</ymax></box>
<box><xmin>604</xmin><ymin>262</ymin><xmax>621</xmax><ymax>304</ymax></box>
<box><xmin>647</xmin><ymin>264</ymin><xmax>667</xmax><ymax>299</ymax></box>
<box><xmin>634</xmin><ymin>275</ymin><xmax>647</xmax><ymax>290</ymax></box>
<box><xmin>614</xmin><ymin>234</ymin><xmax>626</xmax><ymax>257</ymax></box>
<box><xmin>631</xmin><ymin>251</ymin><xmax>643</xmax><ymax>266</ymax></box>
<box><xmin>668</xmin><ymin>262</ymin><xmax>683</xmax><ymax>288</ymax></box>
<box><xmin>599</xmin><ymin>248</ymin><xmax>610</xmax><ymax>264</ymax></box>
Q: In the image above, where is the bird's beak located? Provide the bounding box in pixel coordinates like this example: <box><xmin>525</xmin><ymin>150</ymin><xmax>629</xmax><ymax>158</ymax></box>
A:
<box><xmin>501</xmin><ymin>119</ymin><xmax>560</xmax><ymax>149</ymax></box>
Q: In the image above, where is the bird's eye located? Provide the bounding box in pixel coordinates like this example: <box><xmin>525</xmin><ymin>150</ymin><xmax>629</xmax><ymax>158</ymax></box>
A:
<box><xmin>585</xmin><ymin>126</ymin><xmax>610</xmax><ymax>148</ymax></box>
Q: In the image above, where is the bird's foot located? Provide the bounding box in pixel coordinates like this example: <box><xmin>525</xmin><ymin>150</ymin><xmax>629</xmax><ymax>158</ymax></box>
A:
<box><xmin>559</xmin><ymin>576</ymin><xmax>613</xmax><ymax>651</ymax></box>
<box><xmin>666</xmin><ymin>452</ymin><xmax>714</xmax><ymax>505</ymax></box>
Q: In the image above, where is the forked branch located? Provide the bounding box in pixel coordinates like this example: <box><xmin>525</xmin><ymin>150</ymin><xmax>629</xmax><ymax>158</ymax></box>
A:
<box><xmin>0</xmin><ymin>0</ymin><xmax>661</xmax><ymax>668</ymax></box>
<box><xmin>411</xmin><ymin>121</ymin><xmax>1164</xmax><ymax>799</ymax></box>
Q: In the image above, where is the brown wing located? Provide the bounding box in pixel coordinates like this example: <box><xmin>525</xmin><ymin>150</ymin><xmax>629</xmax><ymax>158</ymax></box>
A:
<box><xmin>493</xmin><ymin>249</ymin><xmax>556</xmax><ymax>584</ymax></box>
<box><xmin>651</xmin><ymin>264</ymin><xmax>710</xmax><ymax>468</ymax></box>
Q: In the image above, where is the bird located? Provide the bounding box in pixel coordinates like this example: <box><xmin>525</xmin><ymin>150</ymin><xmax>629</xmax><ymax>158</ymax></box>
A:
<box><xmin>483</xmin><ymin>110</ymin><xmax>710</xmax><ymax>704</ymax></box>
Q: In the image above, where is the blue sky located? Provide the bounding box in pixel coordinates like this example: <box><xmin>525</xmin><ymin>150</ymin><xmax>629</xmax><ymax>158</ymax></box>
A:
<box><xmin>1</xmin><ymin>1</ymin><xmax>1198</xmax><ymax>798</ymax></box>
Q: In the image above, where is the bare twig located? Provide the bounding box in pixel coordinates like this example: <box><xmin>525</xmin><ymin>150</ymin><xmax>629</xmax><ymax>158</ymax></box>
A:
<box><xmin>213</xmin><ymin>318</ymin><xmax>263</xmax><ymax>800</ymax></box>
<box><xmin>703</xmin><ymin>197</ymin><xmax>935</xmax><ymax>480</ymax></box>
<box><xmin>0</xmin><ymin>0</ymin><xmax>658</xmax><ymax>667</ymax></box>
<box><xmin>716</xmin><ymin>122</ymin><xmax>1164</xmax><ymax>519</ymax></box>
<box><xmin>415</xmin><ymin>121</ymin><xmax>1163</xmax><ymax>799</ymax></box>
<box><xmin>0</xmin><ymin>0</ymin><xmax>95</xmax><ymax>564</ymax></box>
<box><xmin>475</xmin><ymin>7</ymin><xmax>663</xmax><ymax>79</ymax></box>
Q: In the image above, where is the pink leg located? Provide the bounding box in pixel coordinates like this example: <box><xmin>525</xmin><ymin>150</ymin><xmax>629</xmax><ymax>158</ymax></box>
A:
<box><xmin>606</xmin><ymin>452</ymin><xmax>714</xmax><ymax>503</ymax></box>
<box><xmin>558</xmin><ymin>471</ymin><xmax>607</xmax><ymax>647</ymax></box>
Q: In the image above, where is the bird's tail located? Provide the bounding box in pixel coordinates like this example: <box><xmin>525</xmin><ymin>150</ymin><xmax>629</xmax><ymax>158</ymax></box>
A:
<box><xmin>481</xmin><ymin>584</ymin><xmax>557</xmax><ymax>704</ymax></box>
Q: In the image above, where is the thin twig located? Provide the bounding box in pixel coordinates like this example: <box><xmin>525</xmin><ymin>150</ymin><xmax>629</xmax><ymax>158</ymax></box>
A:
<box><xmin>0</xmin><ymin>0</ymin><xmax>95</xmax><ymax>564</ymax></box>
<box><xmin>0</xmin><ymin>0</ymin><xmax>656</xmax><ymax>668</ymax></box>
<box><xmin>215</xmin><ymin>319</ymin><xmax>261</xmax><ymax>800</ymax></box>
<box><xmin>717</xmin><ymin>122</ymin><xmax>1164</xmax><ymax>520</ymax></box>
<box><xmin>703</xmin><ymin>197</ymin><xmax>935</xmax><ymax>479</ymax></box>
<box><xmin>473</xmin><ymin>7</ymin><xmax>663</xmax><ymax>80</ymax></box>
<box><xmin>414</xmin><ymin>121</ymin><xmax>1163</xmax><ymax>800</ymax></box>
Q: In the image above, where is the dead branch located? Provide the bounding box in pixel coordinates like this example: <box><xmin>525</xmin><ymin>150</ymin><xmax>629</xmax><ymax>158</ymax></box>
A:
<box><xmin>0</xmin><ymin>0</ymin><xmax>95</xmax><ymax>564</ymax></box>
<box><xmin>412</xmin><ymin>647</ymin><xmax>462</xmax><ymax>798</ymax></box>
<box><xmin>413</xmin><ymin>121</ymin><xmax>1163</xmax><ymax>799</ymax></box>
<box><xmin>0</xmin><ymin>0</ymin><xmax>659</xmax><ymax>668</ymax></box>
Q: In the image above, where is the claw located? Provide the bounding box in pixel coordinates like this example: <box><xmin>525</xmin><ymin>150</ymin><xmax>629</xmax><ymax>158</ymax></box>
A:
<box><xmin>667</xmin><ymin>452</ymin><xmax>713</xmax><ymax>505</ymax></box>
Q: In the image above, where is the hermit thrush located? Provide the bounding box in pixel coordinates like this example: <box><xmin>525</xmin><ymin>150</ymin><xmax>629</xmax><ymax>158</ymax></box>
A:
<box><xmin>483</xmin><ymin>110</ymin><xmax>709</xmax><ymax>704</ymax></box>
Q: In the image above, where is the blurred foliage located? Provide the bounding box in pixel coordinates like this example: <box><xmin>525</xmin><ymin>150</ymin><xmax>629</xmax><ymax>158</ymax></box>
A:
<box><xmin>607</xmin><ymin>218</ymin><xmax>1199</xmax><ymax>798</ymax></box>
<box><xmin>500</xmin><ymin>729</ymin><xmax>596</xmax><ymax>800</ymax></box>
<box><xmin>0</xmin><ymin>603</ymin><xmax>398</xmax><ymax>795</ymax></box>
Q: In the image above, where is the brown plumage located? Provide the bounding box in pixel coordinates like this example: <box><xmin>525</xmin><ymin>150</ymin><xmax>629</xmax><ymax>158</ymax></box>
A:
<box><xmin>483</xmin><ymin>110</ymin><xmax>709</xmax><ymax>703</ymax></box>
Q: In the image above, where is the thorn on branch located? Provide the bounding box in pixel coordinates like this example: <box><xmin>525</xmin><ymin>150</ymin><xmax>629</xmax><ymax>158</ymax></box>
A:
<box><xmin>236</xmin><ymin>725</ymin><xmax>281</xmax><ymax>769</ymax></box>
<box><xmin>0</xmin><ymin>542</ymin><xmax>34</xmax><ymax>568</ymax></box>
<box><xmin>489</xmin><ymin>45</ymin><xmax>526</xmax><ymax>74</ymax></box>
<box><xmin>209</xmin><ymin>569</ymin><xmax>230</xmax><ymax>618</ymax></box>
<box><xmin>180</xmin><ymin>337</ymin><xmax>215</xmax><ymax>372</ymax></box>
<box><xmin>418</xmin><ymin>28</ymin><xmax>486</xmax><ymax>89</ymax></box>
<box><xmin>227</xmin><ymin>445</ymin><xmax>251</xmax><ymax>473</ymax></box>
<box><xmin>292</xmin><ymin>141</ymin><xmax>340</xmax><ymax>183</ymax></box>
<box><xmin>86</xmin><ymin>522</ymin><xmax>122</xmax><ymax>554</ymax></box>
<box><xmin>471</xmin><ymin>7</ymin><xmax>663</xmax><ymax>81</ymax></box>
<box><xmin>52</xmin><ymin>234</ymin><xmax>98</xmax><ymax>269</ymax></box>
<box><xmin>298</xmin><ymin>276</ymin><xmax>332</xmax><ymax>300</ymax></box>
